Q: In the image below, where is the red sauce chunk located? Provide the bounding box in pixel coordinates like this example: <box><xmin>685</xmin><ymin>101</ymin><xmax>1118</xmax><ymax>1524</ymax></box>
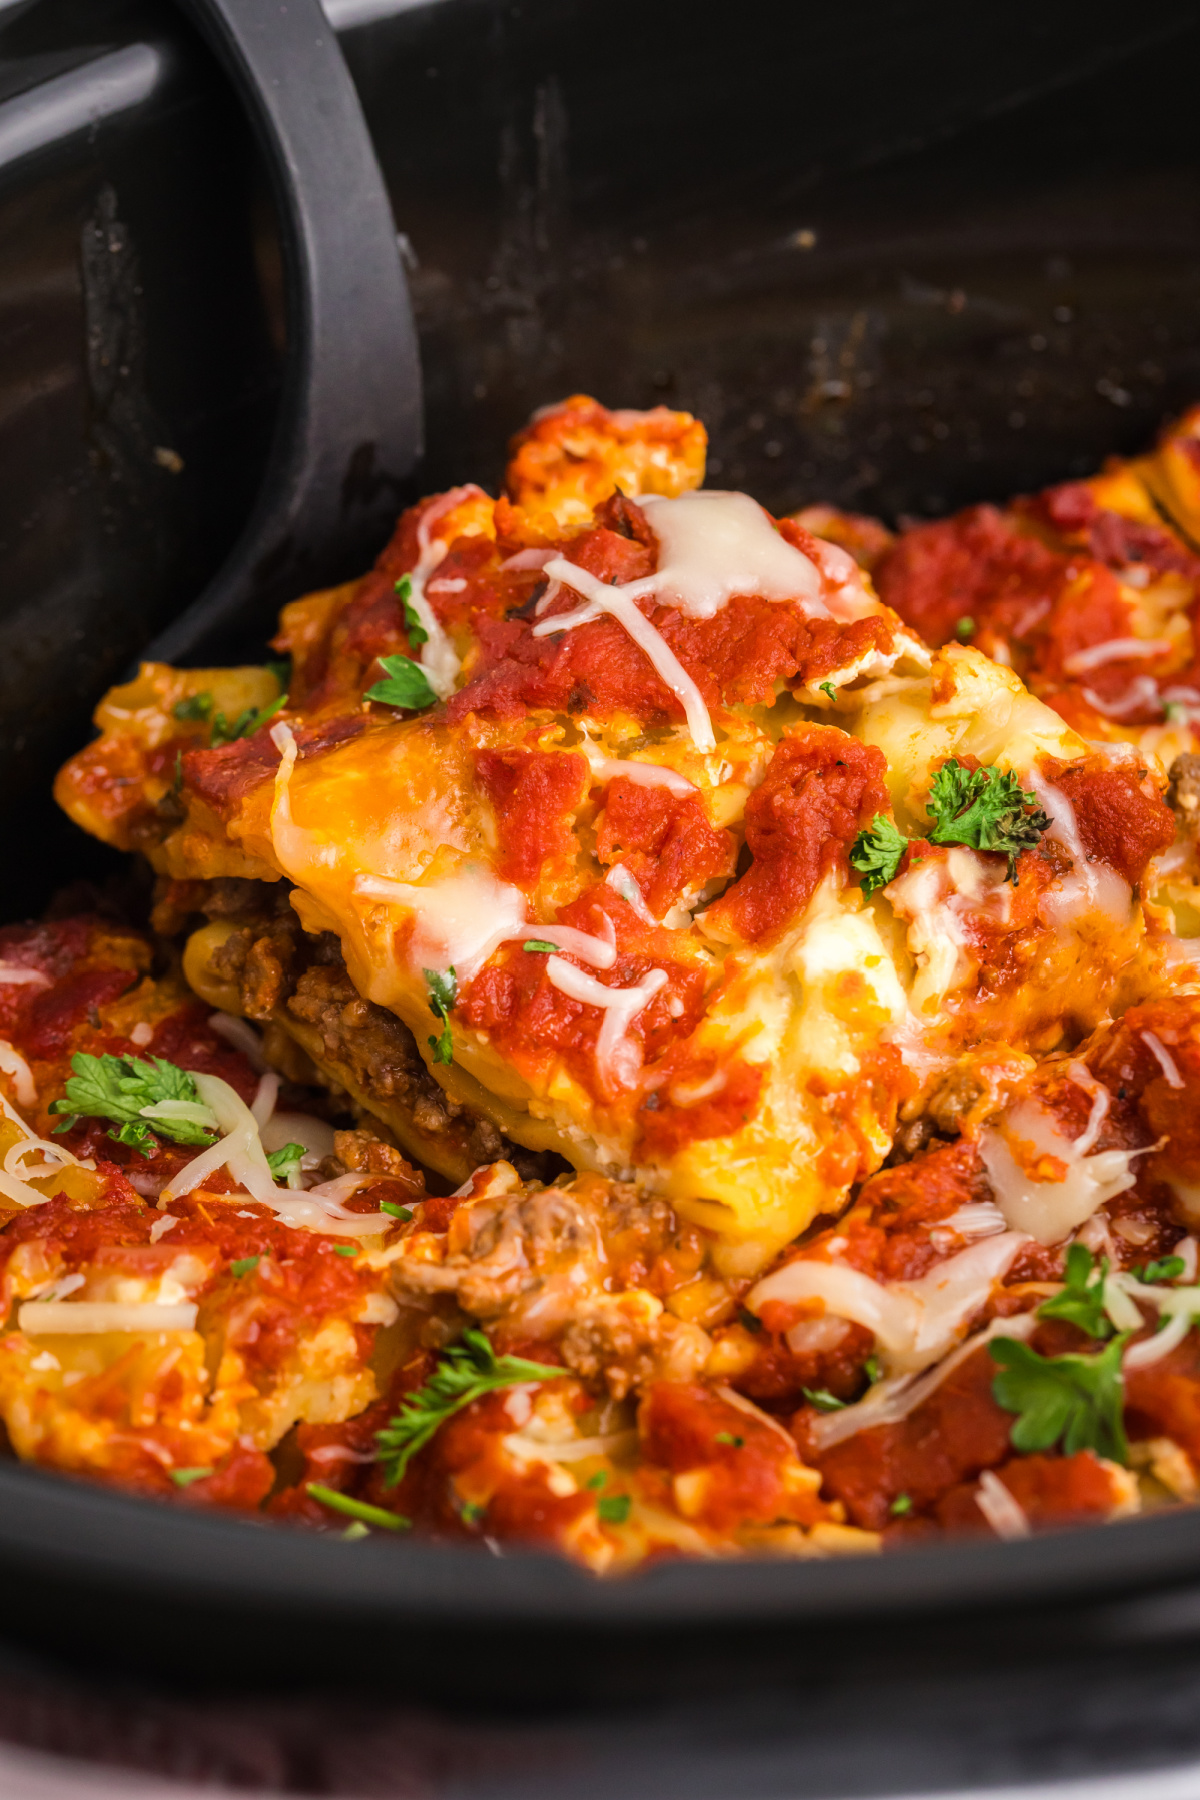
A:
<box><xmin>705</xmin><ymin>728</ymin><xmax>888</xmax><ymax>945</ymax></box>
<box><xmin>594</xmin><ymin>777</ymin><xmax>736</xmax><ymax>920</ymax></box>
<box><xmin>474</xmin><ymin>745</ymin><xmax>588</xmax><ymax>888</ymax></box>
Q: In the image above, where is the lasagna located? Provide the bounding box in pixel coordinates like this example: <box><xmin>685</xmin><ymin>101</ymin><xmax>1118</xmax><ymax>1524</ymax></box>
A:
<box><xmin>6</xmin><ymin>393</ymin><xmax>1200</xmax><ymax>1566</ymax></box>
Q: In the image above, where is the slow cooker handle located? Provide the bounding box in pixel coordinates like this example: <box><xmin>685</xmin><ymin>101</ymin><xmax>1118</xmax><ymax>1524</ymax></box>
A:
<box><xmin>151</xmin><ymin>0</ymin><xmax>423</xmax><ymax>664</ymax></box>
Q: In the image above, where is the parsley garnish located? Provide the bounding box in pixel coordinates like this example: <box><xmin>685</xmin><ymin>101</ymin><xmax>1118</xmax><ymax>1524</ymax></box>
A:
<box><xmin>1037</xmin><ymin>1242</ymin><xmax>1112</xmax><ymax>1339</ymax></box>
<box><xmin>395</xmin><ymin>573</ymin><xmax>428</xmax><ymax>645</ymax></box>
<box><xmin>801</xmin><ymin>1388</ymin><xmax>847</xmax><ymax>1412</ymax></box>
<box><xmin>523</xmin><ymin>940</ymin><xmax>557</xmax><ymax>954</ymax></box>
<box><xmin>375</xmin><ymin>1328</ymin><xmax>562</xmax><ymax>1487</ymax></box>
<box><xmin>989</xmin><ymin>1333</ymin><xmax>1129</xmax><ymax>1463</ymax></box>
<box><xmin>266</xmin><ymin>1142</ymin><xmax>305</xmax><ymax>1184</ymax></box>
<box><xmin>714</xmin><ymin>1431</ymin><xmax>745</xmax><ymax>1447</ymax></box>
<box><xmin>424</xmin><ymin>967</ymin><xmax>457</xmax><ymax>1065</ymax></box>
<box><xmin>1136</xmin><ymin>1255</ymin><xmax>1186</xmax><ymax>1284</ymax></box>
<box><xmin>231</xmin><ymin>1256</ymin><xmax>260</xmax><ymax>1278</ymax></box>
<box><xmin>955</xmin><ymin>616</ymin><xmax>975</xmax><ymax>640</ymax></box>
<box><xmin>1165</xmin><ymin>701</ymin><xmax>1189</xmax><ymax>725</ymax></box>
<box><xmin>925</xmin><ymin>759</ymin><xmax>1050</xmax><ymax>882</ymax></box>
<box><xmin>380</xmin><ymin>1200</ymin><xmax>413</xmax><ymax>1221</ymax></box>
<box><xmin>173</xmin><ymin>692</ymin><xmax>212</xmax><ymax>724</ymax></box>
<box><xmin>597</xmin><ymin>1493</ymin><xmax>631</xmax><ymax>1524</ymax></box>
<box><xmin>170</xmin><ymin>1466</ymin><xmax>213</xmax><ymax>1487</ymax></box>
<box><xmin>849</xmin><ymin>814</ymin><xmax>909</xmax><ymax>896</ymax></box>
<box><xmin>819</xmin><ymin>680</ymin><xmax>837</xmax><ymax>701</ymax></box>
<box><xmin>306</xmin><ymin>1483</ymin><xmax>411</xmax><ymax>1532</ymax></box>
<box><xmin>460</xmin><ymin>1499</ymin><xmax>487</xmax><ymax>1526</ymax></box>
<box><xmin>365</xmin><ymin>654</ymin><xmax>438</xmax><ymax>712</ymax></box>
<box><xmin>210</xmin><ymin>693</ymin><xmax>287</xmax><ymax>747</ymax></box>
<box><xmin>265</xmin><ymin>659</ymin><xmax>290</xmax><ymax>691</ymax></box>
<box><xmin>333</xmin><ymin>1244</ymin><xmax>359</xmax><ymax>1258</ymax></box>
<box><xmin>864</xmin><ymin>1356</ymin><xmax>882</xmax><ymax>1384</ymax></box>
<box><xmin>890</xmin><ymin>1493</ymin><xmax>914</xmax><ymax>1516</ymax></box>
<box><xmin>49</xmin><ymin>1053</ymin><xmax>217</xmax><ymax>1154</ymax></box>
<box><xmin>585</xmin><ymin>1472</ymin><xmax>608</xmax><ymax>1490</ymax></box>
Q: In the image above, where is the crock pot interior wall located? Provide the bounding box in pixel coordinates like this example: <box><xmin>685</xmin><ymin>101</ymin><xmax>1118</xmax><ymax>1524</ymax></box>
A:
<box><xmin>0</xmin><ymin>0</ymin><xmax>282</xmax><ymax>916</ymax></box>
<box><xmin>339</xmin><ymin>0</ymin><xmax>1200</xmax><ymax>519</ymax></box>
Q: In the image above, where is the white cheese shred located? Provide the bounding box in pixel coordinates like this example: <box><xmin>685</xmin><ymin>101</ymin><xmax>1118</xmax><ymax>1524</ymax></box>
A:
<box><xmin>975</xmin><ymin>1469</ymin><xmax>1032</xmax><ymax>1540</ymax></box>
<box><xmin>544</xmin><ymin>956</ymin><xmax>668</xmax><ymax>1091</ymax></box>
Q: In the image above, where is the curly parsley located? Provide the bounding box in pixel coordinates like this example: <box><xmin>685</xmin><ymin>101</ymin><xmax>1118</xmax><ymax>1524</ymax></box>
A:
<box><xmin>174</xmin><ymin>690</ymin><xmax>286</xmax><ymax>745</ymax></box>
<box><xmin>849</xmin><ymin>814</ymin><xmax>909</xmax><ymax>896</ymax></box>
<box><xmin>989</xmin><ymin>1332</ymin><xmax>1129</xmax><ymax>1463</ymax></box>
<box><xmin>925</xmin><ymin>759</ymin><xmax>1050</xmax><ymax>882</ymax></box>
<box><xmin>375</xmin><ymin>1328</ymin><xmax>562</xmax><ymax>1487</ymax></box>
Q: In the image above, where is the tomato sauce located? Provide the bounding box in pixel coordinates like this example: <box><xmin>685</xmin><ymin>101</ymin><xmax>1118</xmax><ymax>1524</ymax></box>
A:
<box><xmin>474</xmin><ymin>745</ymin><xmax>589</xmax><ymax>888</ymax></box>
<box><xmin>706</xmin><ymin>729</ymin><xmax>888</xmax><ymax>944</ymax></box>
<box><xmin>594</xmin><ymin>778</ymin><xmax>736</xmax><ymax>920</ymax></box>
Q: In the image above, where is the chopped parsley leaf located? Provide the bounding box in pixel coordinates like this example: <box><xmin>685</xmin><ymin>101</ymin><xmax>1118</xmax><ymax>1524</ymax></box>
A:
<box><xmin>380</xmin><ymin>1200</ymin><xmax>414</xmax><ymax>1221</ymax></box>
<box><xmin>210</xmin><ymin>692</ymin><xmax>287</xmax><ymax>747</ymax></box>
<box><xmin>849</xmin><ymin>813</ymin><xmax>909</xmax><ymax>896</ymax></box>
<box><xmin>395</xmin><ymin>573</ymin><xmax>429</xmax><ymax>645</ymax></box>
<box><xmin>925</xmin><ymin>758</ymin><xmax>1050</xmax><ymax>882</ymax></box>
<box><xmin>523</xmin><ymin>940</ymin><xmax>558</xmax><ymax>954</ymax></box>
<box><xmin>306</xmin><ymin>1483</ymin><xmax>411</xmax><ymax>1531</ymax></box>
<box><xmin>864</xmin><ymin>1356</ymin><xmax>882</xmax><ymax>1384</ymax></box>
<box><xmin>342</xmin><ymin>1521</ymin><xmax>371</xmax><ymax>1541</ymax></box>
<box><xmin>375</xmin><ymin>1328</ymin><xmax>562</xmax><ymax>1487</ymax></box>
<box><xmin>49</xmin><ymin>1052</ymin><xmax>218</xmax><ymax>1153</ymax></box>
<box><xmin>1037</xmin><ymin>1242</ymin><xmax>1112</xmax><ymax>1340</ymax></box>
<box><xmin>801</xmin><ymin>1388</ymin><xmax>847</xmax><ymax>1413</ymax></box>
<box><xmin>1165</xmin><ymin>700</ymin><xmax>1189</xmax><ymax>725</ymax></box>
<box><xmin>890</xmin><ymin>1493</ymin><xmax>914</xmax><ymax>1516</ymax></box>
<box><xmin>460</xmin><ymin>1500</ymin><xmax>486</xmax><ymax>1526</ymax></box>
<box><xmin>597</xmin><ymin>1493</ymin><xmax>631</xmax><ymax>1525</ymax></box>
<box><xmin>819</xmin><ymin>680</ymin><xmax>837</xmax><ymax>701</ymax></box>
<box><xmin>955</xmin><ymin>616</ymin><xmax>975</xmax><ymax>640</ymax></box>
<box><xmin>266</xmin><ymin>1141</ymin><xmax>305</xmax><ymax>1184</ymax></box>
<box><xmin>231</xmin><ymin>1256</ymin><xmax>260</xmax><ymax>1278</ymax></box>
<box><xmin>989</xmin><ymin>1332</ymin><xmax>1129</xmax><ymax>1463</ymax></box>
<box><xmin>170</xmin><ymin>1466</ymin><xmax>213</xmax><ymax>1488</ymax></box>
<box><xmin>424</xmin><ymin>966</ymin><xmax>457</xmax><ymax>1066</ymax></box>
<box><xmin>585</xmin><ymin>1471</ymin><xmax>608</xmax><ymax>1490</ymax></box>
<box><xmin>1136</xmin><ymin>1255</ymin><xmax>1187</xmax><ymax>1284</ymax></box>
<box><xmin>332</xmin><ymin>1244</ymin><xmax>359</xmax><ymax>1258</ymax></box>
<box><xmin>172</xmin><ymin>692</ymin><xmax>213</xmax><ymax>724</ymax></box>
<box><xmin>714</xmin><ymin>1431</ymin><xmax>744</xmax><ymax>1447</ymax></box>
<box><xmin>365</xmin><ymin>653</ymin><xmax>438</xmax><ymax>711</ymax></box>
<box><xmin>265</xmin><ymin>659</ymin><xmax>291</xmax><ymax>691</ymax></box>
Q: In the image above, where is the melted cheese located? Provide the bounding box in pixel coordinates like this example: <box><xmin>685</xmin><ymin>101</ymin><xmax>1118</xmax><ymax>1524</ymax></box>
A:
<box><xmin>404</xmin><ymin>485</ymin><xmax>486</xmax><ymax>700</ymax></box>
<box><xmin>0</xmin><ymin>965</ymin><xmax>49</xmax><ymax>988</ymax></box>
<box><xmin>975</xmin><ymin>1469</ymin><xmax>1031</xmax><ymax>1540</ymax></box>
<box><xmin>534</xmin><ymin>560</ymin><xmax>717</xmax><ymax>751</ymax></box>
<box><xmin>0</xmin><ymin>1041</ymin><xmax>36</xmax><ymax>1109</ymax></box>
<box><xmin>18</xmin><ymin>1301</ymin><xmax>198</xmax><ymax>1334</ymax></box>
<box><xmin>635</xmin><ymin>491</ymin><xmax>826</xmax><ymax>620</ymax></box>
<box><xmin>748</xmin><ymin>1230</ymin><xmax>1028</xmax><ymax>1374</ymax></box>
<box><xmin>1063</xmin><ymin>637</ymin><xmax>1174</xmax><ymax>676</ymax></box>
<box><xmin>978</xmin><ymin>1099</ymin><xmax>1138</xmax><ymax>1245</ymax></box>
<box><xmin>355</xmin><ymin>864</ymin><xmax>529</xmax><ymax>981</ymax></box>
<box><xmin>544</xmin><ymin>958</ymin><xmax>668</xmax><ymax>1091</ymax></box>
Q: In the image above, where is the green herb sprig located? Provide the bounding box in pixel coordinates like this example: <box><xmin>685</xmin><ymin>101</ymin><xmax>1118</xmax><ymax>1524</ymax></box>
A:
<box><xmin>365</xmin><ymin>654</ymin><xmax>438</xmax><ymax>712</ymax></box>
<box><xmin>989</xmin><ymin>1332</ymin><xmax>1129</xmax><ymax>1463</ymax></box>
<box><xmin>849</xmin><ymin>814</ymin><xmax>909</xmax><ymax>896</ymax></box>
<box><xmin>925</xmin><ymin>759</ymin><xmax>1050</xmax><ymax>882</ymax></box>
<box><xmin>375</xmin><ymin>1328</ymin><xmax>562</xmax><ymax>1488</ymax></box>
<box><xmin>424</xmin><ymin>967</ymin><xmax>457</xmax><ymax>1065</ymax></box>
<box><xmin>1037</xmin><ymin>1242</ymin><xmax>1113</xmax><ymax>1340</ymax></box>
<box><xmin>49</xmin><ymin>1053</ymin><xmax>218</xmax><ymax>1155</ymax></box>
<box><xmin>306</xmin><ymin>1483</ymin><xmax>411</xmax><ymax>1532</ymax></box>
<box><xmin>396</xmin><ymin>573</ymin><xmax>428</xmax><ymax>645</ymax></box>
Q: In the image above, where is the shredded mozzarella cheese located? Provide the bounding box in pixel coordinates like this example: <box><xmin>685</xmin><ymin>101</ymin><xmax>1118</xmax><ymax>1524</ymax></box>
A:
<box><xmin>0</xmin><ymin>964</ymin><xmax>50</xmax><ymax>988</ymax></box>
<box><xmin>0</xmin><ymin>1041</ymin><xmax>36</xmax><ymax>1109</ymax></box>
<box><xmin>18</xmin><ymin>1300</ymin><xmax>198</xmax><ymax>1335</ymax></box>
<box><xmin>1142</xmin><ymin>1032</ymin><xmax>1184</xmax><ymax>1089</ymax></box>
<box><xmin>975</xmin><ymin>1469</ymin><xmax>1031</xmax><ymax>1540</ymax></box>
<box><xmin>750</xmin><ymin>1232</ymin><xmax>1029</xmax><ymax>1374</ymax></box>
<box><xmin>544</xmin><ymin>956</ymin><xmax>668</xmax><ymax>1090</ymax></box>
